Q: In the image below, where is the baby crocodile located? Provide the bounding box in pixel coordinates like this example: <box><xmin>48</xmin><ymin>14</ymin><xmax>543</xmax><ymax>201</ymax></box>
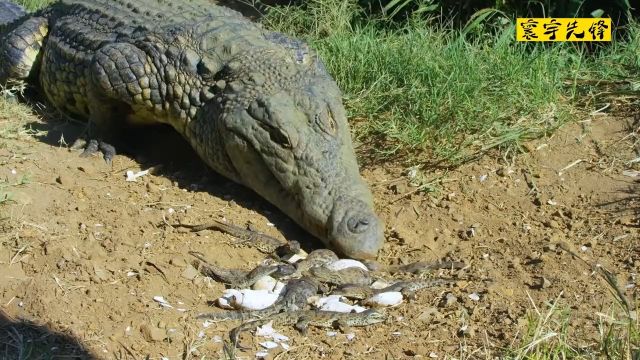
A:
<box><xmin>333</xmin><ymin>278</ymin><xmax>456</xmax><ymax>300</ymax></box>
<box><xmin>290</xmin><ymin>248</ymin><xmax>339</xmax><ymax>276</ymax></box>
<box><xmin>308</xmin><ymin>265</ymin><xmax>372</xmax><ymax>286</ymax></box>
<box><xmin>230</xmin><ymin>308</ymin><xmax>386</xmax><ymax>348</ymax></box>
<box><xmin>189</xmin><ymin>251</ymin><xmax>294</xmax><ymax>288</ymax></box>
<box><xmin>197</xmin><ymin>276</ymin><xmax>320</xmax><ymax>321</ymax></box>
<box><xmin>177</xmin><ymin>220</ymin><xmax>300</xmax><ymax>256</ymax></box>
<box><xmin>363</xmin><ymin>260</ymin><xmax>467</xmax><ymax>274</ymax></box>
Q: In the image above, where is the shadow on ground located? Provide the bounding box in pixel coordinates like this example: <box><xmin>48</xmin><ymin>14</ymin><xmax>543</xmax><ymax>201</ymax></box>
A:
<box><xmin>0</xmin><ymin>310</ymin><xmax>97</xmax><ymax>360</ymax></box>
<box><xmin>24</xmin><ymin>101</ymin><xmax>321</xmax><ymax>253</ymax></box>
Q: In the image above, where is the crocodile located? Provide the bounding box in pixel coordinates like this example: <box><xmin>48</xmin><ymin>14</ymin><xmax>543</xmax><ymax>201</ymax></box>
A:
<box><xmin>189</xmin><ymin>250</ymin><xmax>296</xmax><ymax>288</ymax></box>
<box><xmin>0</xmin><ymin>0</ymin><xmax>385</xmax><ymax>259</ymax></box>
<box><xmin>333</xmin><ymin>278</ymin><xmax>455</xmax><ymax>300</ymax></box>
<box><xmin>229</xmin><ymin>308</ymin><xmax>386</xmax><ymax>348</ymax></box>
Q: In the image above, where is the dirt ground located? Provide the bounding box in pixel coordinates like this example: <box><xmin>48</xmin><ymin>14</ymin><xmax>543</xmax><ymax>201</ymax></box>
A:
<box><xmin>0</xmin><ymin>96</ymin><xmax>639</xmax><ymax>359</ymax></box>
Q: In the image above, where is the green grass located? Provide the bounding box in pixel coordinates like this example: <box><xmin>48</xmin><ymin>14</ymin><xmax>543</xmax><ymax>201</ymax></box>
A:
<box><xmin>504</xmin><ymin>259</ymin><xmax>640</xmax><ymax>359</ymax></box>
<box><xmin>513</xmin><ymin>305</ymin><xmax>639</xmax><ymax>360</ymax></box>
<box><xmin>12</xmin><ymin>0</ymin><xmax>52</xmax><ymax>11</ymax></box>
<box><xmin>263</xmin><ymin>0</ymin><xmax>640</xmax><ymax>165</ymax></box>
<box><xmin>8</xmin><ymin>0</ymin><xmax>640</xmax><ymax>165</ymax></box>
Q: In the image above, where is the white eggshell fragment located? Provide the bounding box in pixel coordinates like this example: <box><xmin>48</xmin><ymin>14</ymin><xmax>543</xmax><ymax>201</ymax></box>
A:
<box><xmin>370</xmin><ymin>280</ymin><xmax>391</xmax><ymax>289</ymax></box>
<box><xmin>260</xmin><ymin>341</ymin><xmax>279</xmax><ymax>349</ymax></box>
<box><xmin>252</xmin><ymin>276</ymin><xmax>284</xmax><ymax>293</ymax></box>
<box><xmin>364</xmin><ymin>291</ymin><xmax>404</xmax><ymax>307</ymax></box>
<box><xmin>272</xmin><ymin>281</ymin><xmax>286</xmax><ymax>295</ymax></box>
<box><xmin>311</xmin><ymin>295</ymin><xmax>367</xmax><ymax>313</ymax></box>
<box><xmin>326</xmin><ymin>259</ymin><xmax>369</xmax><ymax>271</ymax></box>
<box><xmin>216</xmin><ymin>289</ymin><xmax>241</xmax><ymax>309</ymax></box>
<box><xmin>282</xmin><ymin>249</ymin><xmax>308</xmax><ymax>264</ymax></box>
<box><xmin>218</xmin><ymin>289</ymin><xmax>279</xmax><ymax>311</ymax></box>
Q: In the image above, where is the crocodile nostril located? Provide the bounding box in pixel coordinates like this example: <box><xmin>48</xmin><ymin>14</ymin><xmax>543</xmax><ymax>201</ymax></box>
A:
<box><xmin>347</xmin><ymin>216</ymin><xmax>371</xmax><ymax>234</ymax></box>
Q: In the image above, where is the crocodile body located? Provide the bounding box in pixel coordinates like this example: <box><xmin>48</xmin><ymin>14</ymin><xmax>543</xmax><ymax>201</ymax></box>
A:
<box><xmin>0</xmin><ymin>0</ymin><xmax>385</xmax><ymax>259</ymax></box>
<box><xmin>0</xmin><ymin>1</ymin><xmax>23</xmax><ymax>25</ymax></box>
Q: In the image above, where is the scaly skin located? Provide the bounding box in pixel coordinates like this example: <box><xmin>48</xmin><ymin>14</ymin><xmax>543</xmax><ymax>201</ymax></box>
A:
<box><xmin>177</xmin><ymin>220</ymin><xmax>299</xmax><ymax>255</ymax></box>
<box><xmin>293</xmin><ymin>249</ymin><xmax>339</xmax><ymax>275</ymax></box>
<box><xmin>197</xmin><ymin>276</ymin><xmax>320</xmax><ymax>321</ymax></box>
<box><xmin>309</xmin><ymin>265</ymin><xmax>372</xmax><ymax>286</ymax></box>
<box><xmin>189</xmin><ymin>251</ymin><xmax>294</xmax><ymax>288</ymax></box>
<box><xmin>0</xmin><ymin>1</ymin><xmax>24</xmax><ymax>26</ymax></box>
<box><xmin>0</xmin><ymin>0</ymin><xmax>384</xmax><ymax>260</ymax></box>
<box><xmin>362</xmin><ymin>260</ymin><xmax>467</xmax><ymax>274</ymax></box>
<box><xmin>333</xmin><ymin>278</ymin><xmax>455</xmax><ymax>300</ymax></box>
<box><xmin>230</xmin><ymin>308</ymin><xmax>386</xmax><ymax>348</ymax></box>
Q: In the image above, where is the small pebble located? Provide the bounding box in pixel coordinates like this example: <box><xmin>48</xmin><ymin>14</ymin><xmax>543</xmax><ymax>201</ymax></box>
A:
<box><xmin>181</xmin><ymin>264</ymin><xmax>199</xmax><ymax>280</ymax></box>
<box><xmin>146</xmin><ymin>182</ymin><xmax>159</xmax><ymax>192</ymax></box>
<box><xmin>457</xmin><ymin>324</ymin><xmax>475</xmax><ymax>337</ymax></box>
<box><xmin>443</xmin><ymin>293</ymin><xmax>458</xmax><ymax>307</ymax></box>
<box><xmin>140</xmin><ymin>324</ymin><xmax>166</xmax><ymax>342</ymax></box>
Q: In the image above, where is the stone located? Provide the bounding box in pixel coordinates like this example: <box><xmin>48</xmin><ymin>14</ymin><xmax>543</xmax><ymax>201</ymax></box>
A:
<box><xmin>140</xmin><ymin>324</ymin><xmax>166</xmax><ymax>342</ymax></box>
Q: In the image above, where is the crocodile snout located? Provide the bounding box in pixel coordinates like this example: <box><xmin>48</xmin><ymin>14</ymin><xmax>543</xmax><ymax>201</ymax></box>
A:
<box><xmin>328</xmin><ymin>198</ymin><xmax>384</xmax><ymax>260</ymax></box>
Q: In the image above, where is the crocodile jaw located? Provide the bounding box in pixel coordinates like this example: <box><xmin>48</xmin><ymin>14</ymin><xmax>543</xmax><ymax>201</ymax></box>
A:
<box><xmin>194</xmin><ymin>74</ymin><xmax>384</xmax><ymax>259</ymax></box>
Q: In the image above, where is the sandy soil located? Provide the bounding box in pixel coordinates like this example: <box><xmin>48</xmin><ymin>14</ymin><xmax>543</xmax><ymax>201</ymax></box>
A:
<box><xmin>0</xmin><ymin>97</ymin><xmax>638</xmax><ymax>359</ymax></box>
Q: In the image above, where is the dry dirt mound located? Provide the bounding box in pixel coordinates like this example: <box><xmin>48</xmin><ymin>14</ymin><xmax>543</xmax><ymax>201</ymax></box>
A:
<box><xmin>0</xmin><ymin>106</ymin><xmax>638</xmax><ymax>359</ymax></box>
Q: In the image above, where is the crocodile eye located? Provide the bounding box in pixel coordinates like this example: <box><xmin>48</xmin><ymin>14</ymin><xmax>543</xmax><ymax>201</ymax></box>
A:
<box><xmin>315</xmin><ymin>110</ymin><xmax>337</xmax><ymax>136</ymax></box>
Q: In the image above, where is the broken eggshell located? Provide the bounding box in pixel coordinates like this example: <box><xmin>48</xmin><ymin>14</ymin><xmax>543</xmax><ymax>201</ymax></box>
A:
<box><xmin>364</xmin><ymin>291</ymin><xmax>404</xmax><ymax>307</ymax></box>
<box><xmin>326</xmin><ymin>259</ymin><xmax>369</xmax><ymax>271</ymax></box>
<box><xmin>252</xmin><ymin>276</ymin><xmax>286</xmax><ymax>294</ymax></box>
<box><xmin>370</xmin><ymin>279</ymin><xmax>392</xmax><ymax>289</ymax></box>
<box><xmin>282</xmin><ymin>249</ymin><xmax>308</xmax><ymax>264</ymax></box>
<box><xmin>217</xmin><ymin>289</ymin><xmax>279</xmax><ymax>310</ymax></box>
<box><xmin>310</xmin><ymin>295</ymin><xmax>368</xmax><ymax>313</ymax></box>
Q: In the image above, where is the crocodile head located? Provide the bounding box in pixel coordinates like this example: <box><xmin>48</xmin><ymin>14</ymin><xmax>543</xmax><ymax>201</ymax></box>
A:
<box><xmin>195</xmin><ymin>55</ymin><xmax>384</xmax><ymax>259</ymax></box>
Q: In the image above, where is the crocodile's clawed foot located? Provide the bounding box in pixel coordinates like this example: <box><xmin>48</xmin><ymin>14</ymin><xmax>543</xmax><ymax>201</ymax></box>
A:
<box><xmin>72</xmin><ymin>138</ymin><xmax>116</xmax><ymax>165</ymax></box>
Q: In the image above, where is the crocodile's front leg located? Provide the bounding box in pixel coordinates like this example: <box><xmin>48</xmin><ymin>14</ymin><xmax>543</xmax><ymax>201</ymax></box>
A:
<box><xmin>81</xmin><ymin>42</ymin><xmax>165</xmax><ymax>165</ymax></box>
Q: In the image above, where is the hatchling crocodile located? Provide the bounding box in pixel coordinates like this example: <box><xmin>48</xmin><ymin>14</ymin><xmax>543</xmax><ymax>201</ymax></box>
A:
<box><xmin>0</xmin><ymin>0</ymin><xmax>385</xmax><ymax>259</ymax></box>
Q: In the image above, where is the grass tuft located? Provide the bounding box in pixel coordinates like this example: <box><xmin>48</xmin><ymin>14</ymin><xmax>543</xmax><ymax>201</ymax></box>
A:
<box><xmin>264</xmin><ymin>0</ymin><xmax>640</xmax><ymax>166</ymax></box>
<box><xmin>0</xmin><ymin>84</ymin><xmax>40</xmax><ymax>141</ymax></box>
<box><xmin>12</xmin><ymin>0</ymin><xmax>52</xmax><ymax>12</ymax></box>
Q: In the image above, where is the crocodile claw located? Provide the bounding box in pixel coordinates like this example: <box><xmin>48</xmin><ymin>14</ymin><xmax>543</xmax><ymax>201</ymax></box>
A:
<box><xmin>73</xmin><ymin>138</ymin><xmax>116</xmax><ymax>166</ymax></box>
